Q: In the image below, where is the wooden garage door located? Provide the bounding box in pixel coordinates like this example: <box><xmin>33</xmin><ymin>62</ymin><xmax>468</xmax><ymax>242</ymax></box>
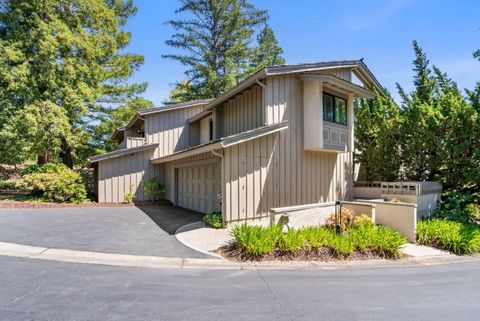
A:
<box><xmin>177</xmin><ymin>162</ymin><xmax>221</xmax><ymax>213</ymax></box>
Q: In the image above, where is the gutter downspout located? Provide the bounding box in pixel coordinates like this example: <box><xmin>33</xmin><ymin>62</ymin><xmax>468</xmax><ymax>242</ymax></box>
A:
<box><xmin>212</xmin><ymin>149</ymin><xmax>226</xmax><ymax>224</ymax></box>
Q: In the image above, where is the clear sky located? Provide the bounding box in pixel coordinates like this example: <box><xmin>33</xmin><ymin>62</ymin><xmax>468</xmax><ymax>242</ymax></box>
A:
<box><xmin>125</xmin><ymin>0</ymin><xmax>480</xmax><ymax>105</ymax></box>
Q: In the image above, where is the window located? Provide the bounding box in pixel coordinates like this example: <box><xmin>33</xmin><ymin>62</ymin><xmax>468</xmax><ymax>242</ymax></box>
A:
<box><xmin>209</xmin><ymin>118</ymin><xmax>214</xmax><ymax>141</ymax></box>
<box><xmin>323</xmin><ymin>93</ymin><xmax>347</xmax><ymax>125</ymax></box>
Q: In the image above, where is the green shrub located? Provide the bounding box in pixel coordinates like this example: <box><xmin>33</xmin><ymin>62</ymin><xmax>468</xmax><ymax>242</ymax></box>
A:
<box><xmin>417</xmin><ymin>219</ymin><xmax>480</xmax><ymax>255</ymax></box>
<box><xmin>348</xmin><ymin>222</ymin><xmax>406</xmax><ymax>258</ymax></box>
<box><xmin>140</xmin><ymin>178</ymin><xmax>165</xmax><ymax>201</ymax></box>
<box><xmin>231</xmin><ymin>224</ymin><xmax>281</xmax><ymax>258</ymax></box>
<box><xmin>203</xmin><ymin>212</ymin><xmax>223</xmax><ymax>229</ymax></box>
<box><xmin>436</xmin><ymin>191</ymin><xmax>480</xmax><ymax>224</ymax></box>
<box><xmin>21</xmin><ymin>164</ymin><xmax>87</xmax><ymax>203</ymax></box>
<box><xmin>230</xmin><ymin>223</ymin><xmax>407</xmax><ymax>260</ymax></box>
<box><xmin>0</xmin><ymin>180</ymin><xmax>17</xmax><ymax>190</ymax></box>
<box><xmin>278</xmin><ymin>228</ymin><xmax>306</xmax><ymax>254</ymax></box>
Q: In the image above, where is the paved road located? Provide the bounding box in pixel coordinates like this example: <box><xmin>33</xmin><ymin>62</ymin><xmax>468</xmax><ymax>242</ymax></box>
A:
<box><xmin>0</xmin><ymin>256</ymin><xmax>479</xmax><ymax>321</ymax></box>
<box><xmin>0</xmin><ymin>206</ymin><xmax>209</xmax><ymax>258</ymax></box>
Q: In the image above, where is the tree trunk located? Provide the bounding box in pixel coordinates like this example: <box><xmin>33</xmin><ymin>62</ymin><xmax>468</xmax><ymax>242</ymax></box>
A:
<box><xmin>60</xmin><ymin>138</ymin><xmax>74</xmax><ymax>168</ymax></box>
<box><xmin>37</xmin><ymin>153</ymin><xmax>50</xmax><ymax>165</ymax></box>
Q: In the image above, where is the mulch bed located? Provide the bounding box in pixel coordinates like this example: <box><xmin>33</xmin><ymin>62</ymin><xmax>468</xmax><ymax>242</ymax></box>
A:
<box><xmin>0</xmin><ymin>200</ymin><xmax>171</xmax><ymax>209</ymax></box>
<box><xmin>216</xmin><ymin>245</ymin><xmax>402</xmax><ymax>262</ymax></box>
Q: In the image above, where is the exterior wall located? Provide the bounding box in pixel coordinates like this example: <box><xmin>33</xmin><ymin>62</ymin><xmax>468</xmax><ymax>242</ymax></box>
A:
<box><xmin>97</xmin><ymin>149</ymin><xmax>160</xmax><ymax>202</ymax></box>
<box><xmin>222</xmin><ymin>76</ymin><xmax>354</xmax><ymax>223</ymax></box>
<box><xmin>219</xmin><ymin>85</ymin><xmax>264</xmax><ymax>137</ymax></box>
<box><xmin>199</xmin><ymin>116</ymin><xmax>212</xmax><ymax>144</ymax></box>
<box><xmin>145</xmin><ymin>105</ymin><xmax>204</xmax><ymax>159</ymax></box>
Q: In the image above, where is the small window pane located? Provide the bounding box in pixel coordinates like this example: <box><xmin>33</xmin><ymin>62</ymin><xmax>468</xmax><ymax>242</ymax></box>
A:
<box><xmin>323</xmin><ymin>94</ymin><xmax>334</xmax><ymax>122</ymax></box>
<box><xmin>335</xmin><ymin>98</ymin><xmax>347</xmax><ymax>125</ymax></box>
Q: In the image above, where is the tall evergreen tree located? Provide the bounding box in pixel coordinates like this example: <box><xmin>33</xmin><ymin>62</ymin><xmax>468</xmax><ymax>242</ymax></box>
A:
<box><xmin>0</xmin><ymin>0</ymin><xmax>148</xmax><ymax>166</ymax></box>
<box><xmin>249</xmin><ymin>24</ymin><xmax>285</xmax><ymax>72</ymax></box>
<box><xmin>163</xmin><ymin>0</ymin><xmax>269</xmax><ymax>102</ymax></box>
<box><xmin>355</xmin><ymin>90</ymin><xmax>402</xmax><ymax>181</ymax></box>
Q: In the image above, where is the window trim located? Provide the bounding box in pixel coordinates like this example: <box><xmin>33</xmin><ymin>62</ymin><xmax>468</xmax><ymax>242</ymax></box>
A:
<box><xmin>323</xmin><ymin>93</ymin><xmax>347</xmax><ymax>126</ymax></box>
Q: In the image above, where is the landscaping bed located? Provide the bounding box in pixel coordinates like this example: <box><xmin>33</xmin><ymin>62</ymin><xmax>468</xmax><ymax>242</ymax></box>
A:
<box><xmin>218</xmin><ymin>222</ymin><xmax>407</xmax><ymax>262</ymax></box>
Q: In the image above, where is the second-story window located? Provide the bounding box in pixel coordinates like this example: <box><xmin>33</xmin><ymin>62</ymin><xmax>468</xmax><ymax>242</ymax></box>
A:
<box><xmin>209</xmin><ymin>118</ymin><xmax>214</xmax><ymax>141</ymax></box>
<box><xmin>323</xmin><ymin>93</ymin><xmax>347</xmax><ymax>126</ymax></box>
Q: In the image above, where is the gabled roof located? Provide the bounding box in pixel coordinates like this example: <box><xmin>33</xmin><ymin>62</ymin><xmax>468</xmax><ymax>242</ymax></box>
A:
<box><xmin>204</xmin><ymin>59</ymin><xmax>382</xmax><ymax>111</ymax></box>
<box><xmin>111</xmin><ymin>99</ymin><xmax>213</xmax><ymax>141</ymax></box>
<box><xmin>87</xmin><ymin>143</ymin><xmax>158</xmax><ymax>166</ymax></box>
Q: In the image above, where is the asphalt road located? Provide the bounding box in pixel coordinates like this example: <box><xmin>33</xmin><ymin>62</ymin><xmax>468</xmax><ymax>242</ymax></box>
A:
<box><xmin>1</xmin><ymin>256</ymin><xmax>479</xmax><ymax>321</ymax></box>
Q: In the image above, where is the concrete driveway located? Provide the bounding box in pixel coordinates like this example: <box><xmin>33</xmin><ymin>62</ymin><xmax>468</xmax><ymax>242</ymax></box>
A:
<box><xmin>0</xmin><ymin>205</ymin><xmax>210</xmax><ymax>258</ymax></box>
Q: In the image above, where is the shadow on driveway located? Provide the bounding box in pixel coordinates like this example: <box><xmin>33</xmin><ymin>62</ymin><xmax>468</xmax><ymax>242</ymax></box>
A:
<box><xmin>136</xmin><ymin>205</ymin><xmax>204</xmax><ymax>235</ymax></box>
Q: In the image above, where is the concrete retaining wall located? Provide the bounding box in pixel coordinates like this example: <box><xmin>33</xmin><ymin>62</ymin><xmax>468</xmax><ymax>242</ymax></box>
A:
<box><xmin>269</xmin><ymin>202</ymin><xmax>335</xmax><ymax>228</ymax></box>
<box><xmin>341</xmin><ymin>201</ymin><xmax>376</xmax><ymax>222</ymax></box>
<box><xmin>359</xmin><ymin>200</ymin><xmax>417</xmax><ymax>242</ymax></box>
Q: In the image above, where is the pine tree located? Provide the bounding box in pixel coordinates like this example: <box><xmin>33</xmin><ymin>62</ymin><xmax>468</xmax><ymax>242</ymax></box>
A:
<box><xmin>0</xmin><ymin>0</ymin><xmax>148</xmax><ymax>166</ymax></box>
<box><xmin>249</xmin><ymin>24</ymin><xmax>285</xmax><ymax>73</ymax></box>
<box><xmin>163</xmin><ymin>0</ymin><xmax>268</xmax><ymax>101</ymax></box>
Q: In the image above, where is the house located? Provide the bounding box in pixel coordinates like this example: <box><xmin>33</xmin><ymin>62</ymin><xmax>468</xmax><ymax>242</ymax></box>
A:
<box><xmin>88</xmin><ymin>60</ymin><xmax>382</xmax><ymax>223</ymax></box>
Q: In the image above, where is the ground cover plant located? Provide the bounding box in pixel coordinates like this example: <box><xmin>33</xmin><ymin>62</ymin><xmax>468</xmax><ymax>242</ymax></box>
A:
<box><xmin>203</xmin><ymin>212</ymin><xmax>223</xmax><ymax>229</ymax></box>
<box><xmin>417</xmin><ymin>219</ymin><xmax>480</xmax><ymax>255</ymax></box>
<box><xmin>225</xmin><ymin>221</ymin><xmax>406</xmax><ymax>261</ymax></box>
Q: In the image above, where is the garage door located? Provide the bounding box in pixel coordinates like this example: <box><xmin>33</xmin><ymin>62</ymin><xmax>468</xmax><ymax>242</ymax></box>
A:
<box><xmin>176</xmin><ymin>162</ymin><xmax>221</xmax><ymax>213</ymax></box>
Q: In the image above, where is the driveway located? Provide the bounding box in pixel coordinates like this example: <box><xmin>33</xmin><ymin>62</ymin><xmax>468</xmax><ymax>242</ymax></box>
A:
<box><xmin>0</xmin><ymin>205</ymin><xmax>210</xmax><ymax>258</ymax></box>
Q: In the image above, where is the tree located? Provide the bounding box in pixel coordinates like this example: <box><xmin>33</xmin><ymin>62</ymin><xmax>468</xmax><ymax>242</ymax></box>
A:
<box><xmin>0</xmin><ymin>0</ymin><xmax>148</xmax><ymax>166</ymax></box>
<box><xmin>396</xmin><ymin>41</ymin><xmax>444</xmax><ymax>181</ymax></box>
<box><xmin>355</xmin><ymin>90</ymin><xmax>402</xmax><ymax>181</ymax></box>
<box><xmin>249</xmin><ymin>24</ymin><xmax>284</xmax><ymax>72</ymax></box>
<box><xmin>163</xmin><ymin>0</ymin><xmax>268</xmax><ymax>101</ymax></box>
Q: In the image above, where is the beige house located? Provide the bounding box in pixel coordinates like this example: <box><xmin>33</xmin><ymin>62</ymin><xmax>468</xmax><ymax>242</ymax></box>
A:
<box><xmin>88</xmin><ymin>60</ymin><xmax>382</xmax><ymax>223</ymax></box>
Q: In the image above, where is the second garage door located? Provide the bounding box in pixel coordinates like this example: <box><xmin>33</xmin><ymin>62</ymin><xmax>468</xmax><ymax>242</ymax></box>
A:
<box><xmin>176</xmin><ymin>162</ymin><xmax>221</xmax><ymax>213</ymax></box>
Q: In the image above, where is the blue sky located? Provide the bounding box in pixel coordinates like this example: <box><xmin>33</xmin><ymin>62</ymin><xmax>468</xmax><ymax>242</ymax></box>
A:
<box><xmin>125</xmin><ymin>0</ymin><xmax>480</xmax><ymax>105</ymax></box>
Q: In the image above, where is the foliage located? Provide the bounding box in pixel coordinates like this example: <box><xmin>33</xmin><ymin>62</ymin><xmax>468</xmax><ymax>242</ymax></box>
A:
<box><xmin>230</xmin><ymin>222</ymin><xmax>406</xmax><ymax>260</ymax></box>
<box><xmin>417</xmin><ymin>219</ymin><xmax>480</xmax><ymax>255</ymax></box>
<box><xmin>248</xmin><ymin>24</ymin><xmax>285</xmax><ymax>72</ymax></box>
<box><xmin>140</xmin><ymin>178</ymin><xmax>165</xmax><ymax>201</ymax></box>
<box><xmin>203</xmin><ymin>212</ymin><xmax>223</xmax><ymax>229</ymax></box>
<box><xmin>0</xmin><ymin>0</ymin><xmax>148</xmax><ymax>166</ymax></box>
<box><xmin>124</xmin><ymin>192</ymin><xmax>134</xmax><ymax>204</ymax></box>
<box><xmin>0</xmin><ymin>180</ymin><xmax>17</xmax><ymax>190</ymax></box>
<box><xmin>355</xmin><ymin>90</ymin><xmax>402</xmax><ymax>181</ymax></box>
<box><xmin>164</xmin><ymin>0</ymin><xmax>284</xmax><ymax>102</ymax></box>
<box><xmin>231</xmin><ymin>224</ymin><xmax>281</xmax><ymax>259</ymax></box>
<box><xmin>21</xmin><ymin>164</ymin><xmax>87</xmax><ymax>203</ymax></box>
<box><xmin>324</xmin><ymin>209</ymin><xmax>373</xmax><ymax>232</ymax></box>
<box><xmin>356</xmin><ymin>41</ymin><xmax>480</xmax><ymax>190</ymax></box>
<box><xmin>435</xmin><ymin>191</ymin><xmax>480</xmax><ymax>224</ymax></box>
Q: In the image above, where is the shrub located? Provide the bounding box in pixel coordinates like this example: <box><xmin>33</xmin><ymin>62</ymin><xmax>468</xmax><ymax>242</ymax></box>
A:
<box><xmin>0</xmin><ymin>180</ymin><xmax>17</xmax><ymax>190</ymax></box>
<box><xmin>203</xmin><ymin>212</ymin><xmax>223</xmax><ymax>229</ymax></box>
<box><xmin>325</xmin><ymin>207</ymin><xmax>354</xmax><ymax>230</ymax></box>
<box><xmin>21</xmin><ymin>164</ymin><xmax>87</xmax><ymax>203</ymax></box>
<box><xmin>140</xmin><ymin>178</ymin><xmax>165</xmax><ymax>201</ymax></box>
<box><xmin>230</xmin><ymin>224</ymin><xmax>281</xmax><ymax>259</ymax></box>
<box><xmin>230</xmin><ymin>223</ymin><xmax>407</xmax><ymax>260</ymax></box>
<box><xmin>278</xmin><ymin>228</ymin><xmax>306</xmax><ymax>254</ymax></box>
<box><xmin>435</xmin><ymin>191</ymin><xmax>480</xmax><ymax>224</ymax></box>
<box><xmin>417</xmin><ymin>219</ymin><xmax>480</xmax><ymax>255</ymax></box>
<box><xmin>348</xmin><ymin>222</ymin><xmax>406</xmax><ymax>258</ymax></box>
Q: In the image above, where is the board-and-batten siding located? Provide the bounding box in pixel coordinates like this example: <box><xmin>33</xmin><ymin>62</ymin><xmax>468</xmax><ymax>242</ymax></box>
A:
<box><xmin>219</xmin><ymin>85</ymin><xmax>264</xmax><ymax>137</ymax></box>
<box><xmin>97</xmin><ymin>149</ymin><xmax>159</xmax><ymax>202</ymax></box>
<box><xmin>145</xmin><ymin>105</ymin><xmax>204</xmax><ymax>159</ymax></box>
<box><xmin>223</xmin><ymin>74</ymin><xmax>353</xmax><ymax>222</ymax></box>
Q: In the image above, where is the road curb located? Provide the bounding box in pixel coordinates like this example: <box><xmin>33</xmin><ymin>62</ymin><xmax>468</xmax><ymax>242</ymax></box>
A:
<box><xmin>174</xmin><ymin>221</ymin><xmax>224</xmax><ymax>259</ymax></box>
<box><xmin>0</xmin><ymin>241</ymin><xmax>479</xmax><ymax>270</ymax></box>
